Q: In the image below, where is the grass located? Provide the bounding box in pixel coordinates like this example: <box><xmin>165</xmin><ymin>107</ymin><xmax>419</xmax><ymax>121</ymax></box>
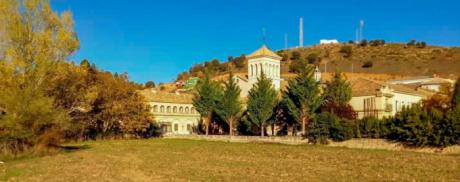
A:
<box><xmin>1</xmin><ymin>138</ymin><xmax>459</xmax><ymax>181</ymax></box>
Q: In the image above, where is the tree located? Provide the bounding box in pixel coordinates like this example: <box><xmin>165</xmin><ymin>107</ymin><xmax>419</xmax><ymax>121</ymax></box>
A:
<box><xmin>452</xmin><ymin>77</ymin><xmax>460</xmax><ymax>109</ymax></box>
<box><xmin>247</xmin><ymin>72</ymin><xmax>278</xmax><ymax>136</ymax></box>
<box><xmin>322</xmin><ymin>71</ymin><xmax>356</xmax><ymax>119</ymax></box>
<box><xmin>0</xmin><ymin>0</ymin><xmax>79</xmax><ymax>152</ymax></box>
<box><xmin>145</xmin><ymin>81</ymin><xmax>155</xmax><ymax>88</ymax></box>
<box><xmin>231</xmin><ymin>54</ymin><xmax>246</xmax><ymax>69</ymax></box>
<box><xmin>283</xmin><ymin>66</ymin><xmax>323</xmax><ymax>136</ymax></box>
<box><xmin>217</xmin><ymin>72</ymin><xmax>243</xmax><ymax>136</ymax></box>
<box><xmin>193</xmin><ymin>72</ymin><xmax>222</xmax><ymax>135</ymax></box>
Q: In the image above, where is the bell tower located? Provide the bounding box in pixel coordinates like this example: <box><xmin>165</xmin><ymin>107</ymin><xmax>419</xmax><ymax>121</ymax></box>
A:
<box><xmin>247</xmin><ymin>45</ymin><xmax>282</xmax><ymax>91</ymax></box>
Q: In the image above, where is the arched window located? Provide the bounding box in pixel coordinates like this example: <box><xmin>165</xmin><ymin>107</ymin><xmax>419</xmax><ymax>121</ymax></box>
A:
<box><xmin>173</xmin><ymin>106</ymin><xmax>177</xmax><ymax>113</ymax></box>
<box><xmin>179</xmin><ymin>106</ymin><xmax>184</xmax><ymax>113</ymax></box>
<box><xmin>185</xmin><ymin>107</ymin><xmax>190</xmax><ymax>113</ymax></box>
<box><xmin>160</xmin><ymin>106</ymin><xmax>165</xmax><ymax>113</ymax></box>
<box><xmin>174</xmin><ymin>124</ymin><xmax>178</xmax><ymax>131</ymax></box>
<box><xmin>167</xmin><ymin>106</ymin><xmax>171</xmax><ymax>113</ymax></box>
<box><xmin>191</xmin><ymin>107</ymin><xmax>195</xmax><ymax>114</ymax></box>
<box><xmin>153</xmin><ymin>105</ymin><xmax>158</xmax><ymax>112</ymax></box>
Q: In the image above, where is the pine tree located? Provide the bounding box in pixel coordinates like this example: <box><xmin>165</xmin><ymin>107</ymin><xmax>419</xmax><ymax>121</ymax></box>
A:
<box><xmin>247</xmin><ymin>72</ymin><xmax>278</xmax><ymax>136</ymax></box>
<box><xmin>193</xmin><ymin>72</ymin><xmax>222</xmax><ymax>135</ymax></box>
<box><xmin>217</xmin><ymin>72</ymin><xmax>242</xmax><ymax>136</ymax></box>
<box><xmin>283</xmin><ymin>66</ymin><xmax>322</xmax><ymax>136</ymax></box>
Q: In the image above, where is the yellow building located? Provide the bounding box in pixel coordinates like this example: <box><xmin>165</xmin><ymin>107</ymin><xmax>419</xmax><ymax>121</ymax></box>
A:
<box><xmin>349</xmin><ymin>78</ymin><xmax>434</xmax><ymax>119</ymax></box>
<box><xmin>139</xmin><ymin>89</ymin><xmax>200</xmax><ymax>135</ymax></box>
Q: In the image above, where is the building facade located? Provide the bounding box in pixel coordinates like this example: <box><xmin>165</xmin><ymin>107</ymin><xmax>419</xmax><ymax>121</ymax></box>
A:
<box><xmin>349</xmin><ymin>78</ymin><xmax>433</xmax><ymax>119</ymax></box>
<box><xmin>140</xmin><ymin>89</ymin><xmax>200</xmax><ymax>135</ymax></box>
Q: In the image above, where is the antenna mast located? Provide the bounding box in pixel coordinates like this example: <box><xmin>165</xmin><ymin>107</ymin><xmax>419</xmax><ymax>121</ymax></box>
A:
<box><xmin>284</xmin><ymin>33</ymin><xmax>288</xmax><ymax>49</ymax></box>
<box><xmin>299</xmin><ymin>17</ymin><xmax>303</xmax><ymax>47</ymax></box>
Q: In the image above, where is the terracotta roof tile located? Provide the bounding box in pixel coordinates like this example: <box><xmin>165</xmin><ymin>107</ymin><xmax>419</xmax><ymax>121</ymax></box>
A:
<box><xmin>139</xmin><ymin>89</ymin><xmax>194</xmax><ymax>104</ymax></box>
<box><xmin>247</xmin><ymin>45</ymin><xmax>282</xmax><ymax>60</ymax></box>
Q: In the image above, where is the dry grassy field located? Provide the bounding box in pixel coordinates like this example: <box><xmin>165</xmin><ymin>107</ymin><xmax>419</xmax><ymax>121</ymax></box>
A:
<box><xmin>1</xmin><ymin>139</ymin><xmax>459</xmax><ymax>181</ymax></box>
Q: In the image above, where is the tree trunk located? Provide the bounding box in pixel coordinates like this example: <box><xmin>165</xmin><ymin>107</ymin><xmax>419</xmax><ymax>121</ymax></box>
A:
<box><xmin>204</xmin><ymin>117</ymin><xmax>210</xmax><ymax>136</ymax></box>
<box><xmin>292</xmin><ymin>123</ymin><xmax>297</xmax><ymax>136</ymax></box>
<box><xmin>229</xmin><ymin>118</ymin><xmax>234</xmax><ymax>136</ymax></box>
<box><xmin>271</xmin><ymin>123</ymin><xmax>275</xmax><ymax>136</ymax></box>
<box><xmin>261</xmin><ymin>125</ymin><xmax>264</xmax><ymax>137</ymax></box>
<box><xmin>302</xmin><ymin>116</ymin><xmax>306</xmax><ymax>136</ymax></box>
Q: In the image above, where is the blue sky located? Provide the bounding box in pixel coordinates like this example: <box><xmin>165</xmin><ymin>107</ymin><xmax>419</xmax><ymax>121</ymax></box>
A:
<box><xmin>52</xmin><ymin>0</ymin><xmax>460</xmax><ymax>84</ymax></box>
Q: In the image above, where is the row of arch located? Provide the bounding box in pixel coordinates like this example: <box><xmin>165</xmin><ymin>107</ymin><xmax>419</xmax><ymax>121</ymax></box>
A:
<box><xmin>249</xmin><ymin>63</ymin><xmax>279</xmax><ymax>78</ymax></box>
<box><xmin>153</xmin><ymin>105</ymin><xmax>196</xmax><ymax>114</ymax></box>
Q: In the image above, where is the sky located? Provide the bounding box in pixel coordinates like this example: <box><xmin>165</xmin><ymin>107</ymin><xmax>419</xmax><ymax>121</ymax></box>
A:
<box><xmin>51</xmin><ymin>0</ymin><xmax>460</xmax><ymax>84</ymax></box>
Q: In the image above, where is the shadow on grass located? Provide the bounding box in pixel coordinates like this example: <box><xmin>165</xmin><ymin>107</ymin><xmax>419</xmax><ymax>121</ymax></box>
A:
<box><xmin>59</xmin><ymin>144</ymin><xmax>91</xmax><ymax>153</ymax></box>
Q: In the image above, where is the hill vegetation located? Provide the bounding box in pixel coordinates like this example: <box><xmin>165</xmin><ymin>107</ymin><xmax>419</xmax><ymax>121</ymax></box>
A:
<box><xmin>176</xmin><ymin>41</ymin><xmax>460</xmax><ymax>81</ymax></box>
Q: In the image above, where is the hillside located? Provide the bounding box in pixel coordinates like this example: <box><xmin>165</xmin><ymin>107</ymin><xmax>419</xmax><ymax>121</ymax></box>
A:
<box><xmin>176</xmin><ymin>43</ymin><xmax>460</xmax><ymax>82</ymax></box>
<box><xmin>279</xmin><ymin>43</ymin><xmax>460</xmax><ymax>78</ymax></box>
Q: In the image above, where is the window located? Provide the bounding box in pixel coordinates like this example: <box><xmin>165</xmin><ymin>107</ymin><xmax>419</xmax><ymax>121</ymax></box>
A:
<box><xmin>191</xmin><ymin>107</ymin><xmax>195</xmax><ymax>114</ymax></box>
<box><xmin>153</xmin><ymin>105</ymin><xmax>158</xmax><ymax>112</ymax></box>
<box><xmin>174</xmin><ymin>124</ymin><xmax>178</xmax><ymax>131</ymax></box>
<box><xmin>160</xmin><ymin>106</ymin><xmax>165</xmax><ymax>113</ymax></box>
<box><xmin>187</xmin><ymin>124</ymin><xmax>191</xmax><ymax>131</ymax></box>
<box><xmin>173</xmin><ymin>106</ymin><xmax>177</xmax><ymax>113</ymax></box>
<box><xmin>363</xmin><ymin>97</ymin><xmax>377</xmax><ymax>118</ymax></box>
<box><xmin>167</xmin><ymin>106</ymin><xmax>171</xmax><ymax>113</ymax></box>
<box><xmin>185</xmin><ymin>107</ymin><xmax>189</xmax><ymax>113</ymax></box>
<box><xmin>179</xmin><ymin>107</ymin><xmax>184</xmax><ymax>113</ymax></box>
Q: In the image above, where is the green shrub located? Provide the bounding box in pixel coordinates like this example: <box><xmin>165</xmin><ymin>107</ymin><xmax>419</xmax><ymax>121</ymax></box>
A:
<box><xmin>387</xmin><ymin>106</ymin><xmax>460</xmax><ymax>147</ymax></box>
<box><xmin>356</xmin><ymin>117</ymin><xmax>389</xmax><ymax>138</ymax></box>
<box><xmin>308</xmin><ymin>112</ymin><xmax>354</xmax><ymax>144</ymax></box>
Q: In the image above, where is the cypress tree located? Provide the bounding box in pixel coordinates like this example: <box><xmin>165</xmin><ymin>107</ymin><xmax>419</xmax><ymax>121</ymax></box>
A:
<box><xmin>247</xmin><ymin>72</ymin><xmax>278</xmax><ymax>136</ymax></box>
<box><xmin>193</xmin><ymin>71</ymin><xmax>222</xmax><ymax>135</ymax></box>
<box><xmin>217</xmin><ymin>72</ymin><xmax>243</xmax><ymax>136</ymax></box>
<box><xmin>283</xmin><ymin>66</ymin><xmax>323</xmax><ymax>136</ymax></box>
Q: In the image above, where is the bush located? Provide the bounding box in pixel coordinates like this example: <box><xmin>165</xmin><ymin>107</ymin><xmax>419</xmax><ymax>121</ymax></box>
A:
<box><xmin>416</xmin><ymin>42</ymin><xmax>427</xmax><ymax>48</ymax></box>
<box><xmin>356</xmin><ymin>117</ymin><xmax>390</xmax><ymax>138</ymax></box>
<box><xmin>308</xmin><ymin>112</ymin><xmax>354</xmax><ymax>144</ymax></box>
<box><xmin>289</xmin><ymin>59</ymin><xmax>308</xmax><ymax>73</ymax></box>
<box><xmin>291</xmin><ymin>51</ymin><xmax>302</xmax><ymax>61</ymax></box>
<box><xmin>387</xmin><ymin>106</ymin><xmax>460</xmax><ymax>147</ymax></box>
<box><xmin>339</xmin><ymin>45</ymin><xmax>352</xmax><ymax>58</ymax></box>
<box><xmin>362</xmin><ymin>61</ymin><xmax>373</xmax><ymax>68</ymax></box>
<box><xmin>306</xmin><ymin>53</ymin><xmax>321</xmax><ymax>64</ymax></box>
<box><xmin>359</xmin><ymin>39</ymin><xmax>368</xmax><ymax>47</ymax></box>
<box><xmin>369</xmin><ymin>40</ymin><xmax>385</xmax><ymax>46</ymax></box>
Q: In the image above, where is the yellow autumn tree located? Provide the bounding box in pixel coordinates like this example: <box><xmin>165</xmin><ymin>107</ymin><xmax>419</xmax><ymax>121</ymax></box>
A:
<box><xmin>0</xmin><ymin>0</ymin><xmax>79</xmax><ymax>153</ymax></box>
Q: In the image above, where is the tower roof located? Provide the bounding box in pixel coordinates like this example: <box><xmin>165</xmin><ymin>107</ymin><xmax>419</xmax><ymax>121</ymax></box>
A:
<box><xmin>247</xmin><ymin>45</ymin><xmax>282</xmax><ymax>60</ymax></box>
